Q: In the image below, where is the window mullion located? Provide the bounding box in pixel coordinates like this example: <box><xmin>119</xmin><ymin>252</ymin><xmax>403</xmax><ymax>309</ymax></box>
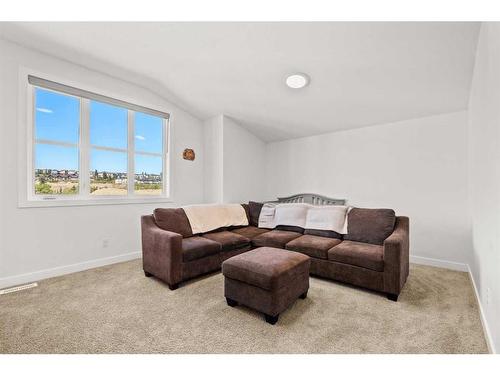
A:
<box><xmin>80</xmin><ymin>98</ymin><xmax>90</xmax><ymax>198</ymax></box>
<box><xmin>127</xmin><ymin>110</ymin><xmax>135</xmax><ymax>196</ymax></box>
<box><xmin>35</xmin><ymin>139</ymin><xmax>78</xmax><ymax>148</ymax></box>
<box><xmin>163</xmin><ymin>118</ymin><xmax>169</xmax><ymax>198</ymax></box>
<box><xmin>89</xmin><ymin>145</ymin><xmax>128</xmax><ymax>153</ymax></box>
<box><xmin>28</xmin><ymin>83</ymin><xmax>36</xmax><ymax>200</ymax></box>
<box><xmin>134</xmin><ymin>150</ymin><xmax>163</xmax><ymax>157</ymax></box>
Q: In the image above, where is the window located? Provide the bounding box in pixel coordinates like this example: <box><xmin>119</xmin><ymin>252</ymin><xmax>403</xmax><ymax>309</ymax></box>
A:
<box><xmin>28</xmin><ymin>76</ymin><xmax>170</xmax><ymax>204</ymax></box>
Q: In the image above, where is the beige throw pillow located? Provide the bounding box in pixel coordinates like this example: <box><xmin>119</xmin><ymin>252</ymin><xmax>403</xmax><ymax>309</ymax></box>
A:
<box><xmin>273</xmin><ymin>203</ymin><xmax>311</xmax><ymax>228</ymax></box>
<box><xmin>305</xmin><ymin>205</ymin><xmax>349</xmax><ymax>234</ymax></box>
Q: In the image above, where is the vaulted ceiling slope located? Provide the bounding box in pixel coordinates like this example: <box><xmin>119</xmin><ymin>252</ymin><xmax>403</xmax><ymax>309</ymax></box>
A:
<box><xmin>0</xmin><ymin>22</ymin><xmax>480</xmax><ymax>141</ymax></box>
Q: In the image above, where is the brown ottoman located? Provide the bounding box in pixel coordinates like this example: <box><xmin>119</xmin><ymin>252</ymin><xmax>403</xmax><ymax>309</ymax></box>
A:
<box><xmin>221</xmin><ymin>247</ymin><xmax>310</xmax><ymax>325</ymax></box>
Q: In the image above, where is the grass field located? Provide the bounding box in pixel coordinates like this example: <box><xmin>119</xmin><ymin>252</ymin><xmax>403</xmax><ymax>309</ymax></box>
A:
<box><xmin>35</xmin><ymin>180</ymin><xmax>162</xmax><ymax>195</ymax></box>
<box><xmin>35</xmin><ymin>181</ymin><xmax>78</xmax><ymax>195</ymax></box>
<box><xmin>35</xmin><ymin>180</ymin><xmax>161</xmax><ymax>195</ymax></box>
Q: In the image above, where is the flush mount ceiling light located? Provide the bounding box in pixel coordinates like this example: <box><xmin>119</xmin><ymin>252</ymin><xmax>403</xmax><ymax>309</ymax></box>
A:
<box><xmin>286</xmin><ymin>73</ymin><xmax>310</xmax><ymax>89</ymax></box>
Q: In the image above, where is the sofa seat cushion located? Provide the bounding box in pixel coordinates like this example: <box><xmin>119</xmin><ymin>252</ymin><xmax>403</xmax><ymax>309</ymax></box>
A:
<box><xmin>182</xmin><ymin>236</ymin><xmax>222</xmax><ymax>262</ymax></box>
<box><xmin>327</xmin><ymin>240</ymin><xmax>384</xmax><ymax>272</ymax></box>
<box><xmin>252</xmin><ymin>230</ymin><xmax>302</xmax><ymax>249</ymax></box>
<box><xmin>285</xmin><ymin>235</ymin><xmax>341</xmax><ymax>259</ymax></box>
<box><xmin>231</xmin><ymin>226</ymin><xmax>270</xmax><ymax>239</ymax></box>
<box><xmin>222</xmin><ymin>247</ymin><xmax>310</xmax><ymax>291</ymax></box>
<box><xmin>202</xmin><ymin>231</ymin><xmax>250</xmax><ymax>251</ymax></box>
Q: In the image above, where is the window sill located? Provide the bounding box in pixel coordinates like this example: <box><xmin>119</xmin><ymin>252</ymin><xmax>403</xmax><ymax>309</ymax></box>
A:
<box><xmin>18</xmin><ymin>196</ymin><xmax>174</xmax><ymax>208</ymax></box>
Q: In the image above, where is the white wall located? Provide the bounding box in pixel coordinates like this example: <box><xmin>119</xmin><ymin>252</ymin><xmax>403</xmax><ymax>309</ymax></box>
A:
<box><xmin>222</xmin><ymin>116</ymin><xmax>266</xmax><ymax>203</ymax></box>
<box><xmin>203</xmin><ymin>115</ymin><xmax>266</xmax><ymax>204</ymax></box>
<box><xmin>467</xmin><ymin>22</ymin><xmax>500</xmax><ymax>353</ymax></box>
<box><xmin>265</xmin><ymin>111</ymin><xmax>471</xmax><ymax>266</ymax></box>
<box><xmin>203</xmin><ymin>115</ymin><xmax>224</xmax><ymax>203</ymax></box>
<box><xmin>0</xmin><ymin>39</ymin><xmax>205</xmax><ymax>287</ymax></box>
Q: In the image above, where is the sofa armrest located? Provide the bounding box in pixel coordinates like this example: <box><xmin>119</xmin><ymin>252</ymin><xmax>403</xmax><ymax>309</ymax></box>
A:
<box><xmin>141</xmin><ymin>215</ymin><xmax>183</xmax><ymax>286</ymax></box>
<box><xmin>382</xmin><ymin>216</ymin><xmax>409</xmax><ymax>295</ymax></box>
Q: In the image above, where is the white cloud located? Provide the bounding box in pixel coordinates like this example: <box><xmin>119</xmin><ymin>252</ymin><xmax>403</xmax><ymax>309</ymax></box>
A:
<box><xmin>36</xmin><ymin>107</ymin><xmax>53</xmax><ymax>114</ymax></box>
<box><xmin>135</xmin><ymin>135</ymin><xmax>146</xmax><ymax>141</ymax></box>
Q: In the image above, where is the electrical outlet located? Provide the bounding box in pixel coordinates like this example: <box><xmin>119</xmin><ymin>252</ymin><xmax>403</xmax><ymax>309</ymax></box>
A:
<box><xmin>102</xmin><ymin>239</ymin><xmax>109</xmax><ymax>248</ymax></box>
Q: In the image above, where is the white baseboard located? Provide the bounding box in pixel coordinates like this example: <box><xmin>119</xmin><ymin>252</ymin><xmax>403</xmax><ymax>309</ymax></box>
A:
<box><xmin>0</xmin><ymin>251</ymin><xmax>141</xmax><ymax>289</ymax></box>
<box><xmin>410</xmin><ymin>255</ymin><xmax>468</xmax><ymax>271</ymax></box>
<box><xmin>467</xmin><ymin>265</ymin><xmax>496</xmax><ymax>354</ymax></box>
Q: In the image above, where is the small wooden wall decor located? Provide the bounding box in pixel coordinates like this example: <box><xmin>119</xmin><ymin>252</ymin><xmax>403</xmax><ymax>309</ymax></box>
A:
<box><xmin>183</xmin><ymin>148</ymin><xmax>195</xmax><ymax>161</ymax></box>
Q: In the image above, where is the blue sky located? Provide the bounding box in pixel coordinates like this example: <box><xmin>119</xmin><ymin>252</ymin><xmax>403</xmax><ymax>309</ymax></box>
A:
<box><xmin>35</xmin><ymin>88</ymin><xmax>163</xmax><ymax>174</ymax></box>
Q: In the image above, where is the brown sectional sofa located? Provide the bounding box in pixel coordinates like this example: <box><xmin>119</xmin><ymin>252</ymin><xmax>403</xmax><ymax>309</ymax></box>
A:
<box><xmin>141</xmin><ymin>202</ymin><xmax>409</xmax><ymax>300</ymax></box>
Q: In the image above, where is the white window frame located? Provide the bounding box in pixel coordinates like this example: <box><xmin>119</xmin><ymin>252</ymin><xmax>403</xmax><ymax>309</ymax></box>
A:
<box><xmin>18</xmin><ymin>68</ymin><xmax>173</xmax><ymax>208</ymax></box>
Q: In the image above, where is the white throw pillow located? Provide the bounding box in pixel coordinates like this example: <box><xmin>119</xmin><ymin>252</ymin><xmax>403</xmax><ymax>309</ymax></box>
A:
<box><xmin>258</xmin><ymin>203</ymin><xmax>277</xmax><ymax>229</ymax></box>
<box><xmin>273</xmin><ymin>203</ymin><xmax>311</xmax><ymax>228</ymax></box>
<box><xmin>305</xmin><ymin>205</ymin><xmax>349</xmax><ymax>234</ymax></box>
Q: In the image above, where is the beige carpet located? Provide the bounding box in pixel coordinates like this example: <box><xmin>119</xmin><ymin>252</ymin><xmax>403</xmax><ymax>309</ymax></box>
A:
<box><xmin>0</xmin><ymin>259</ymin><xmax>488</xmax><ymax>354</ymax></box>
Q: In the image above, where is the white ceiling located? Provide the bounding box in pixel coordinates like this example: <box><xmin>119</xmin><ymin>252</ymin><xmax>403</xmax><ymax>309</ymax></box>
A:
<box><xmin>0</xmin><ymin>22</ymin><xmax>480</xmax><ymax>142</ymax></box>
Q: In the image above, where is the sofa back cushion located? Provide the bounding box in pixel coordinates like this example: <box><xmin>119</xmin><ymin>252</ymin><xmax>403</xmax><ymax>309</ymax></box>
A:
<box><xmin>303</xmin><ymin>228</ymin><xmax>342</xmax><ymax>239</ymax></box>
<box><xmin>153</xmin><ymin>208</ymin><xmax>193</xmax><ymax>238</ymax></box>
<box><xmin>344</xmin><ymin>208</ymin><xmax>396</xmax><ymax>245</ymax></box>
<box><xmin>248</xmin><ymin>201</ymin><xmax>264</xmax><ymax>227</ymax></box>
<box><xmin>241</xmin><ymin>203</ymin><xmax>250</xmax><ymax>221</ymax></box>
<box><xmin>231</xmin><ymin>203</ymin><xmax>250</xmax><ymax>230</ymax></box>
<box><xmin>275</xmin><ymin>225</ymin><xmax>305</xmax><ymax>234</ymax></box>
